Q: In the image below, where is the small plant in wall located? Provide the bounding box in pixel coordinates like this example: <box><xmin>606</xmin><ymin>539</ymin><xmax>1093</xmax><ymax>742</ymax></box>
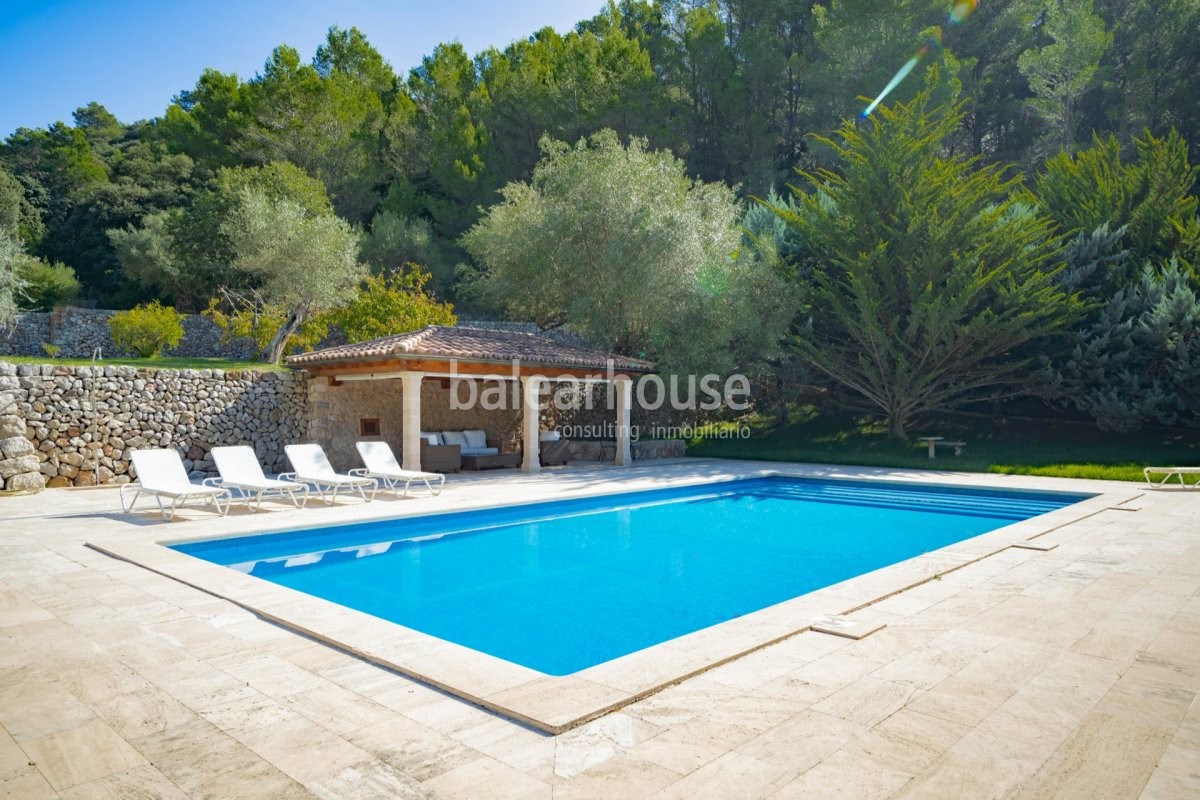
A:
<box><xmin>107</xmin><ymin>301</ymin><xmax>185</xmax><ymax>358</ymax></box>
<box><xmin>41</xmin><ymin>342</ymin><xmax>60</xmax><ymax>359</ymax></box>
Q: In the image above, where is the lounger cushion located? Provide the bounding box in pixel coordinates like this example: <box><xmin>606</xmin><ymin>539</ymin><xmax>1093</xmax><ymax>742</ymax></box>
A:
<box><xmin>463</xmin><ymin>429</ymin><xmax>488</xmax><ymax>449</ymax></box>
<box><xmin>441</xmin><ymin>431</ymin><xmax>468</xmax><ymax>448</ymax></box>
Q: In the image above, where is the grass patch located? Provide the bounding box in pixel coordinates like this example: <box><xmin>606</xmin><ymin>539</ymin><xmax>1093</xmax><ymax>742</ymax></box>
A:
<box><xmin>687</xmin><ymin>407</ymin><xmax>1199</xmax><ymax>483</ymax></box>
<box><xmin>0</xmin><ymin>355</ymin><xmax>287</xmax><ymax>372</ymax></box>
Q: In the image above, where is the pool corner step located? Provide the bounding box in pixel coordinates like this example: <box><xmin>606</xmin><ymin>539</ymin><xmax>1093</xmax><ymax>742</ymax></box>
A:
<box><xmin>809</xmin><ymin>614</ymin><xmax>886</xmax><ymax>640</ymax></box>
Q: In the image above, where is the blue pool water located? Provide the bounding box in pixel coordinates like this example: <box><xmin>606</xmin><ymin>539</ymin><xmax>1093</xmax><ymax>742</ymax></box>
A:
<box><xmin>174</xmin><ymin>477</ymin><xmax>1088</xmax><ymax>675</ymax></box>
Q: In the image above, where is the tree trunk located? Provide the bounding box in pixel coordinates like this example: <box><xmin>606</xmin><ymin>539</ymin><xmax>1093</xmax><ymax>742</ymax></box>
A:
<box><xmin>262</xmin><ymin>306</ymin><xmax>307</xmax><ymax>365</ymax></box>
<box><xmin>888</xmin><ymin>413</ymin><xmax>906</xmax><ymax>441</ymax></box>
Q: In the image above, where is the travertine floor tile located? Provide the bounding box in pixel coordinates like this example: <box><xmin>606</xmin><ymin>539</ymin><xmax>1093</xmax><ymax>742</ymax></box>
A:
<box><xmin>767</xmin><ymin>748</ymin><xmax>912</xmax><ymax>799</ymax></box>
<box><xmin>552</xmin><ymin>712</ymin><xmax>659</xmax><ymax>779</ymax></box>
<box><xmin>0</xmin><ymin>463</ymin><xmax>1194</xmax><ymax>799</ymax></box>
<box><xmin>550</xmin><ymin>753</ymin><xmax>681</xmax><ymax>800</ymax></box>
<box><xmin>57</xmin><ymin>764</ymin><xmax>190</xmax><ymax>799</ymax></box>
<box><xmin>347</xmin><ymin>714</ymin><xmax>478</xmax><ymax>783</ymax></box>
<box><xmin>647</xmin><ymin>750</ymin><xmax>786</xmax><ymax>800</ymax></box>
<box><xmin>890</xmin><ymin>749</ymin><xmax>1014</xmax><ymax>799</ymax></box>
<box><xmin>89</xmin><ymin>686</ymin><xmax>198</xmax><ymax>741</ymax></box>
<box><xmin>20</xmin><ymin>719</ymin><xmax>147</xmax><ymax>791</ymax></box>
<box><xmin>632</xmin><ymin>711</ymin><xmax>760</xmax><ymax>777</ymax></box>
<box><xmin>811</xmin><ymin>675</ymin><xmax>918</xmax><ymax>727</ymax></box>
<box><xmin>420</xmin><ymin>755</ymin><xmax>552</xmax><ymax>799</ymax></box>
<box><xmin>841</xmin><ymin>708</ymin><xmax>970</xmax><ymax>776</ymax></box>
<box><xmin>303</xmin><ymin>758</ymin><xmax>427</xmax><ymax>800</ymax></box>
<box><xmin>130</xmin><ymin>717</ymin><xmax>300</xmax><ymax>797</ymax></box>
<box><xmin>234</xmin><ymin>711</ymin><xmax>372</xmax><ymax>785</ymax></box>
<box><xmin>0</xmin><ymin>665</ymin><xmax>98</xmax><ymax>742</ymax></box>
<box><xmin>0</xmin><ymin>764</ymin><xmax>60</xmax><ymax>799</ymax></box>
<box><xmin>1010</xmin><ymin>709</ymin><xmax>1174</xmax><ymax>799</ymax></box>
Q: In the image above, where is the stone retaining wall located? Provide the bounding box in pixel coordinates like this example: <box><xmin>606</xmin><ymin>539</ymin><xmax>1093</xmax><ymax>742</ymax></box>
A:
<box><xmin>0</xmin><ymin>307</ymin><xmax>259</xmax><ymax>359</ymax></box>
<box><xmin>0</xmin><ymin>363</ymin><xmax>307</xmax><ymax>488</ymax></box>
<box><xmin>569</xmin><ymin>439</ymin><xmax>686</xmax><ymax>462</ymax></box>
<box><xmin>0</xmin><ymin>384</ymin><xmax>42</xmax><ymax>492</ymax></box>
<box><xmin>0</xmin><ymin>311</ymin><xmax>572</xmax><ymax>361</ymax></box>
<box><xmin>0</xmin><ymin>359</ymin><xmax>692</xmax><ymax>492</ymax></box>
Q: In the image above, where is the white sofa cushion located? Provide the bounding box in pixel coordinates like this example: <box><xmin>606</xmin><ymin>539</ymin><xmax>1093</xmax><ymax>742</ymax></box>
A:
<box><xmin>462</xmin><ymin>447</ymin><xmax>499</xmax><ymax>457</ymax></box>
<box><xmin>463</xmin><ymin>429</ymin><xmax>488</xmax><ymax>449</ymax></box>
<box><xmin>441</xmin><ymin>431</ymin><xmax>468</xmax><ymax>448</ymax></box>
<box><xmin>538</xmin><ymin>430</ymin><xmax>561</xmax><ymax>442</ymax></box>
<box><xmin>420</xmin><ymin>432</ymin><xmax>442</xmax><ymax>446</ymax></box>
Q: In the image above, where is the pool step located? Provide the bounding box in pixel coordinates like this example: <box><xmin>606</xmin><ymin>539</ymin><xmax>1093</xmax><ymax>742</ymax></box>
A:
<box><xmin>749</xmin><ymin>482</ymin><xmax>1071</xmax><ymax>521</ymax></box>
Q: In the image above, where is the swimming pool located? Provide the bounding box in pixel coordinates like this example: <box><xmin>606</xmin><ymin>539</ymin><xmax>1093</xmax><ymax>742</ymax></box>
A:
<box><xmin>173</xmin><ymin>476</ymin><xmax>1089</xmax><ymax>676</ymax></box>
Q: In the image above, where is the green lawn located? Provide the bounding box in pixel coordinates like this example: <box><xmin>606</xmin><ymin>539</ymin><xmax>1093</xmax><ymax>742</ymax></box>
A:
<box><xmin>686</xmin><ymin>407</ymin><xmax>1200</xmax><ymax>483</ymax></box>
<box><xmin>0</xmin><ymin>355</ymin><xmax>287</xmax><ymax>372</ymax></box>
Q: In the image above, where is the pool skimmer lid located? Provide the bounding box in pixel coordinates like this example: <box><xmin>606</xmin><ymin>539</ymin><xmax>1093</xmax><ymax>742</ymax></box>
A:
<box><xmin>809</xmin><ymin>614</ymin><xmax>886</xmax><ymax>640</ymax></box>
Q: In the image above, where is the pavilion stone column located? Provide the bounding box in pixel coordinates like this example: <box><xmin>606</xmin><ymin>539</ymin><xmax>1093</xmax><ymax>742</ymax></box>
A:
<box><xmin>400</xmin><ymin>371</ymin><xmax>425</xmax><ymax>471</ymax></box>
<box><xmin>614</xmin><ymin>377</ymin><xmax>633</xmax><ymax>467</ymax></box>
<box><xmin>521</xmin><ymin>375</ymin><xmax>544</xmax><ymax>474</ymax></box>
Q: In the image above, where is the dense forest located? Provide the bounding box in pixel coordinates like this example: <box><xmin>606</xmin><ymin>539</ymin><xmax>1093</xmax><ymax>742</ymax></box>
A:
<box><xmin>1</xmin><ymin>0</ymin><xmax>1198</xmax><ymax>432</ymax></box>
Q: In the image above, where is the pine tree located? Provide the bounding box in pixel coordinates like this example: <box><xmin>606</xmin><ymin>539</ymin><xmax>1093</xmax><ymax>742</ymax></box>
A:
<box><xmin>1017</xmin><ymin>0</ymin><xmax>1111</xmax><ymax>157</ymax></box>
<box><xmin>776</xmin><ymin>78</ymin><xmax>1083</xmax><ymax>439</ymax></box>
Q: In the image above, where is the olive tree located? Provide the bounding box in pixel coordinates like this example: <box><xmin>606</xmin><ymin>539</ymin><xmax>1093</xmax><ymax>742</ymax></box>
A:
<box><xmin>462</xmin><ymin>129</ymin><xmax>791</xmax><ymax>376</ymax></box>
<box><xmin>0</xmin><ymin>230</ymin><xmax>25</xmax><ymax>328</ymax></box>
<box><xmin>222</xmin><ymin>188</ymin><xmax>365</xmax><ymax>363</ymax></box>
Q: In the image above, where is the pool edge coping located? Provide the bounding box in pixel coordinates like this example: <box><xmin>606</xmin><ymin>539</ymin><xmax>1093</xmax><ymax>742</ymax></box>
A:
<box><xmin>84</xmin><ymin>464</ymin><xmax>1137</xmax><ymax>735</ymax></box>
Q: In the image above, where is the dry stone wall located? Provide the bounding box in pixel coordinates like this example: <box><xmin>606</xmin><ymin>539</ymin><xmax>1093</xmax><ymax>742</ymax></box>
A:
<box><xmin>0</xmin><ymin>384</ymin><xmax>42</xmax><ymax>492</ymax></box>
<box><xmin>569</xmin><ymin>439</ymin><xmax>686</xmax><ymax>462</ymax></box>
<box><xmin>0</xmin><ymin>363</ymin><xmax>308</xmax><ymax>489</ymax></box>
<box><xmin>0</xmin><ymin>312</ymin><xmax>567</xmax><ymax>361</ymax></box>
<box><xmin>0</xmin><ymin>307</ymin><xmax>258</xmax><ymax>359</ymax></box>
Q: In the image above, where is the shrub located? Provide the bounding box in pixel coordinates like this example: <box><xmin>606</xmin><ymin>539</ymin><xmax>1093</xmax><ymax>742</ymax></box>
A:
<box><xmin>1042</xmin><ymin>260</ymin><xmax>1200</xmax><ymax>431</ymax></box>
<box><xmin>107</xmin><ymin>301</ymin><xmax>185</xmax><ymax>358</ymax></box>
<box><xmin>326</xmin><ymin>265</ymin><xmax>456</xmax><ymax>343</ymax></box>
<box><xmin>41</xmin><ymin>343</ymin><xmax>60</xmax><ymax>359</ymax></box>
<box><xmin>17</xmin><ymin>258</ymin><xmax>80</xmax><ymax>310</ymax></box>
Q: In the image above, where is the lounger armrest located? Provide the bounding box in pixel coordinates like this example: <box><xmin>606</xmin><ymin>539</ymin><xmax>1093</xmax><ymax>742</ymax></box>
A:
<box><xmin>278</xmin><ymin>472</ymin><xmax>297</xmax><ymax>482</ymax></box>
<box><xmin>201</xmin><ymin>477</ymin><xmax>223</xmax><ymax>487</ymax></box>
<box><xmin>348</xmin><ymin>468</ymin><xmax>368</xmax><ymax>477</ymax></box>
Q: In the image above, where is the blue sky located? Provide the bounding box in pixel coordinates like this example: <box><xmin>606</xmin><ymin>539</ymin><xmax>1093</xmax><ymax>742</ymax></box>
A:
<box><xmin>0</xmin><ymin>0</ymin><xmax>607</xmax><ymax>137</ymax></box>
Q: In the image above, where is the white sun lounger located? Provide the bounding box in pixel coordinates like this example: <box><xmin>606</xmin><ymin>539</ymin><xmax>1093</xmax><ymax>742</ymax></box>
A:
<box><xmin>120</xmin><ymin>449</ymin><xmax>232</xmax><ymax>521</ymax></box>
<box><xmin>283</xmin><ymin>444</ymin><xmax>377</xmax><ymax>505</ymax></box>
<box><xmin>351</xmin><ymin>441</ymin><xmax>446</xmax><ymax>498</ymax></box>
<box><xmin>204</xmin><ymin>446</ymin><xmax>310</xmax><ymax>511</ymax></box>
<box><xmin>1143</xmin><ymin>466</ymin><xmax>1200</xmax><ymax>488</ymax></box>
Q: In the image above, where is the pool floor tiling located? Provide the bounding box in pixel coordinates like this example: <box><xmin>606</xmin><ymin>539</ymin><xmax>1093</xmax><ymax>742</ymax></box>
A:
<box><xmin>1</xmin><ymin>459</ymin><xmax>1198</xmax><ymax>798</ymax></box>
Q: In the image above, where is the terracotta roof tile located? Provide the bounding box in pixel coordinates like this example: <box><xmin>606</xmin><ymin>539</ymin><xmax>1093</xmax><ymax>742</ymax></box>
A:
<box><xmin>286</xmin><ymin>325</ymin><xmax>655</xmax><ymax>372</ymax></box>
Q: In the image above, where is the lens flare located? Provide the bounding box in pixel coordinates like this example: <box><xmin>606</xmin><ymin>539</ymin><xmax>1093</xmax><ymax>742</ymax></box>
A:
<box><xmin>949</xmin><ymin>0</ymin><xmax>976</xmax><ymax>24</ymax></box>
<box><xmin>860</xmin><ymin>58</ymin><xmax>919</xmax><ymax>119</ymax></box>
<box><xmin>860</xmin><ymin>33</ymin><xmax>941</xmax><ymax>119</ymax></box>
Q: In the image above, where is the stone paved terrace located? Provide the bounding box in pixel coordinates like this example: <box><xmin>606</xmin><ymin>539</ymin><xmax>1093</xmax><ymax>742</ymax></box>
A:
<box><xmin>0</xmin><ymin>460</ymin><xmax>1197</xmax><ymax>799</ymax></box>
